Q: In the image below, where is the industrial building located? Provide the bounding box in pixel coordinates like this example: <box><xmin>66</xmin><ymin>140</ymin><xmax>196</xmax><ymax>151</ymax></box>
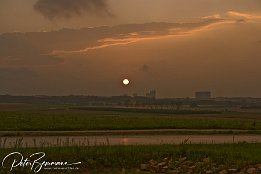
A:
<box><xmin>195</xmin><ymin>91</ymin><xmax>211</xmax><ymax>100</ymax></box>
<box><xmin>146</xmin><ymin>90</ymin><xmax>156</xmax><ymax>99</ymax></box>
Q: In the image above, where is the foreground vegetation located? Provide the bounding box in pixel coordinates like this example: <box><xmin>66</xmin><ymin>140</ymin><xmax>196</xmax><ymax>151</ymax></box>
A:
<box><xmin>0</xmin><ymin>108</ymin><xmax>261</xmax><ymax>132</ymax></box>
<box><xmin>0</xmin><ymin>143</ymin><xmax>261</xmax><ymax>173</ymax></box>
<box><xmin>0</xmin><ymin>104</ymin><xmax>261</xmax><ymax>173</ymax></box>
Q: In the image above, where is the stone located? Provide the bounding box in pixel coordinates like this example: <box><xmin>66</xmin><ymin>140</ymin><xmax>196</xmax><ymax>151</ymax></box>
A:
<box><xmin>206</xmin><ymin>170</ymin><xmax>213</xmax><ymax>174</ymax></box>
<box><xmin>203</xmin><ymin>158</ymin><xmax>210</xmax><ymax>163</ymax></box>
<box><xmin>237</xmin><ymin>172</ymin><xmax>245</xmax><ymax>174</ymax></box>
<box><xmin>149</xmin><ymin>159</ymin><xmax>158</xmax><ymax>166</ymax></box>
<box><xmin>163</xmin><ymin>157</ymin><xmax>169</xmax><ymax>162</ymax></box>
<box><xmin>154</xmin><ymin>165</ymin><xmax>162</xmax><ymax>173</ymax></box>
<box><xmin>169</xmin><ymin>170</ymin><xmax>180</xmax><ymax>174</ymax></box>
<box><xmin>163</xmin><ymin>166</ymin><xmax>169</xmax><ymax>169</ymax></box>
<box><xmin>196</xmin><ymin>162</ymin><xmax>203</xmax><ymax>166</ymax></box>
<box><xmin>186</xmin><ymin>161</ymin><xmax>194</xmax><ymax>165</ymax></box>
<box><xmin>219</xmin><ymin>170</ymin><xmax>228</xmax><ymax>174</ymax></box>
<box><xmin>189</xmin><ymin>165</ymin><xmax>196</xmax><ymax>169</ymax></box>
<box><xmin>247</xmin><ymin>168</ymin><xmax>256</xmax><ymax>174</ymax></box>
<box><xmin>140</xmin><ymin>164</ymin><xmax>150</xmax><ymax>171</ymax></box>
<box><xmin>255</xmin><ymin>164</ymin><xmax>261</xmax><ymax>170</ymax></box>
<box><xmin>188</xmin><ymin>169</ymin><xmax>193</xmax><ymax>173</ymax></box>
<box><xmin>158</xmin><ymin>162</ymin><xmax>167</xmax><ymax>167</ymax></box>
<box><xmin>228</xmin><ymin>168</ymin><xmax>237</xmax><ymax>172</ymax></box>
<box><xmin>179</xmin><ymin>157</ymin><xmax>187</xmax><ymax>162</ymax></box>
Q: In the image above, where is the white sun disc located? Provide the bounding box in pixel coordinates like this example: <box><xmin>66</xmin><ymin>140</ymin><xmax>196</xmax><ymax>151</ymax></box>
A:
<box><xmin>123</xmin><ymin>79</ymin><xmax>130</xmax><ymax>85</ymax></box>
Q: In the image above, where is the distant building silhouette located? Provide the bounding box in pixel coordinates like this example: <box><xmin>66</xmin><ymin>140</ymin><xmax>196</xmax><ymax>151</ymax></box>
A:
<box><xmin>195</xmin><ymin>91</ymin><xmax>211</xmax><ymax>100</ymax></box>
<box><xmin>146</xmin><ymin>90</ymin><xmax>156</xmax><ymax>99</ymax></box>
<box><xmin>133</xmin><ymin>93</ymin><xmax>138</xmax><ymax>97</ymax></box>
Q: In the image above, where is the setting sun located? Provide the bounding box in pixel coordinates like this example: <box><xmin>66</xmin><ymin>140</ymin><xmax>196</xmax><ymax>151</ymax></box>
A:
<box><xmin>123</xmin><ymin>79</ymin><xmax>130</xmax><ymax>86</ymax></box>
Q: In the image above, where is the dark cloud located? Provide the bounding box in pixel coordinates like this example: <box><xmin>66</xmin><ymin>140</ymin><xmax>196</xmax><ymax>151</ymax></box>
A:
<box><xmin>34</xmin><ymin>0</ymin><xmax>111</xmax><ymax>20</ymax></box>
<box><xmin>0</xmin><ymin>20</ymin><xmax>221</xmax><ymax>64</ymax></box>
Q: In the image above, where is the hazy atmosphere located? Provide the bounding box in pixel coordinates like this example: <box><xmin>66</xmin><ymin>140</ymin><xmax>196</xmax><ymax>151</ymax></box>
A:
<box><xmin>0</xmin><ymin>0</ymin><xmax>261</xmax><ymax>97</ymax></box>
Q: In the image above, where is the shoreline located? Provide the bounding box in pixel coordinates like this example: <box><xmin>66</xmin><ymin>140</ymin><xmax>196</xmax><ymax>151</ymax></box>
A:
<box><xmin>0</xmin><ymin>129</ymin><xmax>261</xmax><ymax>137</ymax></box>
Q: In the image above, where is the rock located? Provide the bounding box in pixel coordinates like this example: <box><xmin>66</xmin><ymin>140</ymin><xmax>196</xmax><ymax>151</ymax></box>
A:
<box><xmin>169</xmin><ymin>170</ymin><xmax>180</xmax><ymax>174</ymax></box>
<box><xmin>218</xmin><ymin>164</ymin><xmax>224</xmax><ymax>169</ymax></box>
<box><xmin>189</xmin><ymin>165</ymin><xmax>196</xmax><ymax>169</ymax></box>
<box><xmin>219</xmin><ymin>170</ymin><xmax>228</xmax><ymax>174</ymax></box>
<box><xmin>179</xmin><ymin>157</ymin><xmax>187</xmax><ymax>162</ymax></box>
<box><xmin>203</xmin><ymin>158</ymin><xmax>210</xmax><ymax>163</ymax></box>
<box><xmin>228</xmin><ymin>168</ymin><xmax>237</xmax><ymax>172</ymax></box>
<box><xmin>140</xmin><ymin>164</ymin><xmax>150</xmax><ymax>171</ymax></box>
<box><xmin>188</xmin><ymin>169</ymin><xmax>193</xmax><ymax>173</ymax></box>
<box><xmin>158</xmin><ymin>162</ymin><xmax>167</xmax><ymax>167</ymax></box>
<box><xmin>186</xmin><ymin>160</ymin><xmax>194</xmax><ymax>165</ymax></box>
<box><xmin>237</xmin><ymin>172</ymin><xmax>245</xmax><ymax>174</ymax></box>
<box><xmin>206</xmin><ymin>170</ymin><xmax>213</xmax><ymax>173</ymax></box>
<box><xmin>154</xmin><ymin>165</ymin><xmax>163</xmax><ymax>173</ymax></box>
<box><xmin>163</xmin><ymin>157</ymin><xmax>169</xmax><ymax>162</ymax></box>
<box><xmin>196</xmin><ymin>162</ymin><xmax>203</xmax><ymax>166</ymax></box>
<box><xmin>163</xmin><ymin>166</ymin><xmax>169</xmax><ymax>169</ymax></box>
<box><xmin>247</xmin><ymin>168</ymin><xmax>256</xmax><ymax>174</ymax></box>
<box><xmin>149</xmin><ymin>159</ymin><xmax>158</xmax><ymax>166</ymax></box>
<box><xmin>182</xmin><ymin>164</ymin><xmax>188</xmax><ymax>169</ymax></box>
<box><xmin>255</xmin><ymin>164</ymin><xmax>261</xmax><ymax>170</ymax></box>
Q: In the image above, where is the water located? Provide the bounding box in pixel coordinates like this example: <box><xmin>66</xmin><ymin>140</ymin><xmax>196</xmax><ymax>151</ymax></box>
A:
<box><xmin>1</xmin><ymin>135</ymin><xmax>261</xmax><ymax>148</ymax></box>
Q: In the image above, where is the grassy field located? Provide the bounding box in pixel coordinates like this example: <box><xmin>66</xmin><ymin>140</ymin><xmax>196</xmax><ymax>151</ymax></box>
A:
<box><xmin>0</xmin><ymin>143</ymin><xmax>261</xmax><ymax>173</ymax></box>
<box><xmin>0</xmin><ymin>104</ymin><xmax>261</xmax><ymax>173</ymax></box>
<box><xmin>0</xmin><ymin>104</ymin><xmax>261</xmax><ymax>132</ymax></box>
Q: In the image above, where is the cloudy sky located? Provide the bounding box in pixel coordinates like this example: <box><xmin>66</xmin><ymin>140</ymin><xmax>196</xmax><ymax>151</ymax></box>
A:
<box><xmin>0</xmin><ymin>0</ymin><xmax>261</xmax><ymax>97</ymax></box>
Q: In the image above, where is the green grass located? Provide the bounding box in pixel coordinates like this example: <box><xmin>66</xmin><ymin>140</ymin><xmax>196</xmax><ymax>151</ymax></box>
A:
<box><xmin>0</xmin><ymin>109</ymin><xmax>261</xmax><ymax>131</ymax></box>
<box><xmin>0</xmin><ymin>143</ymin><xmax>261</xmax><ymax>173</ymax></box>
<box><xmin>71</xmin><ymin>106</ymin><xmax>221</xmax><ymax>114</ymax></box>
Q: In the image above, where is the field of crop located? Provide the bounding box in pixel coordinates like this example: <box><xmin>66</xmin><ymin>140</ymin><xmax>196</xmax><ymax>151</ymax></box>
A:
<box><xmin>0</xmin><ymin>104</ymin><xmax>261</xmax><ymax>132</ymax></box>
<box><xmin>0</xmin><ymin>104</ymin><xmax>261</xmax><ymax>173</ymax></box>
<box><xmin>0</xmin><ymin>143</ymin><xmax>261</xmax><ymax>173</ymax></box>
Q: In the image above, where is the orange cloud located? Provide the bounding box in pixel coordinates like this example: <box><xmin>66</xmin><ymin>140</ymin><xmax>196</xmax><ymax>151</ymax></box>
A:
<box><xmin>202</xmin><ymin>14</ymin><xmax>222</xmax><ymax>20</ymax></box>
<box><xmin>203</xmin><ymin>11</ymin><xmax>261</xmax><ymax>21</ymax></box>
<box><xmin>50</xmin><ymin>19</ymin><xmax>229</xmax><ymax>56</ymax></box>
<box><xmin>50</xmin><ymin>11</ymin><xmax>261</xmax><ymax>56</ymax></box>
<box><xmin>226</xmin><ymin>11</ymin><xmax>261</xmax><ymax>20</ymax></box>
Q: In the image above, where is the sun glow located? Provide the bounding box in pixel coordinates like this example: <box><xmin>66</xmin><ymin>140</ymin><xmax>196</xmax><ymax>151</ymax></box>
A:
<box><xmin>123</xmin><ymin>79</ymin><xmax>130</xmax><ymax>86</ymax></box>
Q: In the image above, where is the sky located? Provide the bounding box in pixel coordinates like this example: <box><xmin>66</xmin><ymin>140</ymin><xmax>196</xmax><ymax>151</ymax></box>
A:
<box><xmin>0</xmin><ymin>0</ymin><xmax>261</xmax><ymax>97</ymax></box>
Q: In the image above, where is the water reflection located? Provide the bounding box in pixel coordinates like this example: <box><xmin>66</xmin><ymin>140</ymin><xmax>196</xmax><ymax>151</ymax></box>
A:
<box><xmin>0</xmin><ymin>135</ymin><xmax>261</xmax><ymax>148</ymax></box>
